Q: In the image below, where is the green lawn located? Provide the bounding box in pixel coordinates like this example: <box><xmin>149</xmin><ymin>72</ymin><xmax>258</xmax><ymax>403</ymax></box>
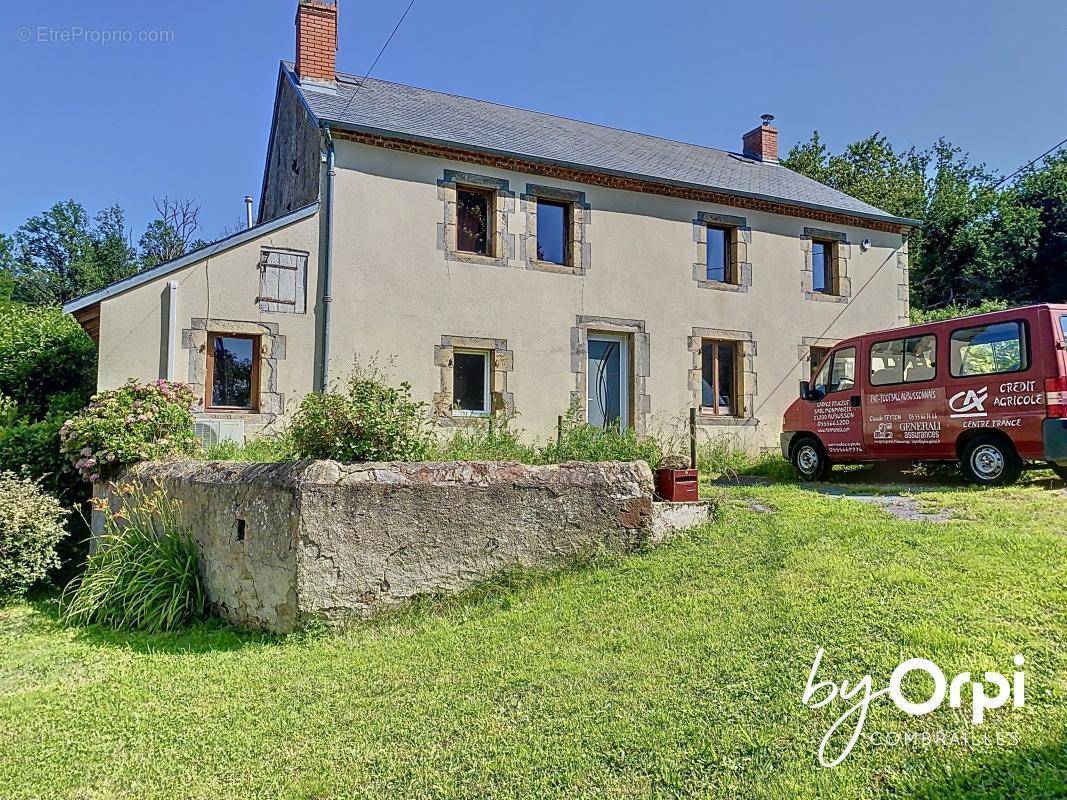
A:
<box><xmin>1</xmin><ymin>475</ymin><xmax>1065</xmax><ymax>799</ymax></box>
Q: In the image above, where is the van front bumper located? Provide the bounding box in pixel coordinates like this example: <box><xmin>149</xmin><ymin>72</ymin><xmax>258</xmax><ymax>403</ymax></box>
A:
<box><xmin>1043</xmin><ymin>418</ymin><xmax>1067</xmax><ymax>465</ymax></box>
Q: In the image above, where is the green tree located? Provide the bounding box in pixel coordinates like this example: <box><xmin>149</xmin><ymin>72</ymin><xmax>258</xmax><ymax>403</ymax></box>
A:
<box><xmin>3</xmin><ymin>200</ymin><xmax>138</xmax><ymax>306</ymax></box>
<box><xmin>1005</xmin><ymin>151</ymin><xmax>1067</xmax><ymax>302</ymax></box>
<box><xmin>782</xmin><ymin>134</ymin><xmax>1049</xmax><ymax>310</ymax></box>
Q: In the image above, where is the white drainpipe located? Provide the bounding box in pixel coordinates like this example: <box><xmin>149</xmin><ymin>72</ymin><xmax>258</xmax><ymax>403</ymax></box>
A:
<box><xmin>166</xmin><ymin>280</ymin><xmax>179</xmax><ymax>381</ymax></box>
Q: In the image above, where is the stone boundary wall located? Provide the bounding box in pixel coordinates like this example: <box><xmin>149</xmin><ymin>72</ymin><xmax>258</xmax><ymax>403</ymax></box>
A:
<box><xmin>98</xmin><ymin>460</ymin><xmax>707</xmax><ymax>633</ymax></box>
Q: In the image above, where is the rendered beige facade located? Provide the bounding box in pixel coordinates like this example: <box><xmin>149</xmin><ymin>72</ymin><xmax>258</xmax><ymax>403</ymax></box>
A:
<box><xmin>66</xmin><ymin>0</ymin><xmax>914</xmax><ymax>451</ymax></box>
<box><xmin>77</xmin><ymin>137</ymin><xmax>909</xmax><ymax>450</ymax></box>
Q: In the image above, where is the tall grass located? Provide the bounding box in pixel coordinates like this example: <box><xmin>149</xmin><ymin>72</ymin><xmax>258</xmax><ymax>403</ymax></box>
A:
<box><xmin>200</xmin><ymin>434</ymin><xmax>293</xmax><ymax>462</ymax></box>
<box><xmin>61</xmin><ymin>487</ymin><xmax>206</xmax><ymax>632</ymax></box>
<box><xmin>427</xmin><ymin>416</ymin><xmax>537</xmax><ymax>462</ymax></box>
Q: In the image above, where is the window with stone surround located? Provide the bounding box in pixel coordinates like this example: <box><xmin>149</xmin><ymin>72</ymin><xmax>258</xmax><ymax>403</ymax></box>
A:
<box><xmin>520</xmin><ymin>185</ymin><xmax>589</xmax><ymax>275</ymax></box>
<box><xmin>701</xmin><ymin>340</ymin><xmax>740</xmax><ymax>416</ymax></box>
<box><xmin>688</xmin><ymin>328</ymin><xmax>756</xmax><ymax>425</ymax></box>
<box><xmin>452</xmin><ymin>349</ymin><xmax>491</xmax><ymax>415</ymax></box>
<box><xmin>536</xmin><ymin>199</ymin><xmax>570</xmax><ymax>265</ymax></box>
<box><xmin>802</xmin><ymin>228</ymin><xmax>851</xmax><ymax>302</ymax></box>
<box><xmin>706</xmin><ymin>226</ymin><xmax>734</xmax><ymax>283</ymax></box>
<box><xmin>457</xmin><ymin>186</ymin><xmax>494</xmax><ymax>256</ymax></box>
<box><xmin>181</xmin><ymin>318</ymin><xmax>287</xmax><ymax>435</ymax></box>
<box><xmin>206</xmin><ymin>333</ymin><xmax>260</xmax><ymax>411</ymax></box>
<box><xmin>437</xmin><ymin>171</ymin><xmax>515</xmax><ymax>268</ymax></box>
<box><xmin>811</xmin><ymin>239</ymin><xmax>834</xmax><ymax>294</ymax></box>
<box><xmin>692</xmin><ymin>212</ymin><xmax>751</xmax><ymax>291</ymax></box>
<box><xmin>433</xmin><ymin>336</ymin><xmax>514</xmax><ymax>424</ymax></box>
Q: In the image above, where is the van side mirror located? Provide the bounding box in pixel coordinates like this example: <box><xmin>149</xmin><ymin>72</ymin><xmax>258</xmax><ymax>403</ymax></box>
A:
<box><xmin>799</xmin><ymin>380</ymin><xmax>811</xmax><ymax>401</ymax></box>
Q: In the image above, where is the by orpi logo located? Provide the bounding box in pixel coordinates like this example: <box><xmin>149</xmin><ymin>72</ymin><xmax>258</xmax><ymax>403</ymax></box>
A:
<box><xmin>802</xmin><ymin>648</ymin><xmax>1025</xmax><ymax>767</ymax></box>
<box><xmin>949</xmin><ymin>386</ymin><xmax>989</xmax><ymax>418</ymax></box>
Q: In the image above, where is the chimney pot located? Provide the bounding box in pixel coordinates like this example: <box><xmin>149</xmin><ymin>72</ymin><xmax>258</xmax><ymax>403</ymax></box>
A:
<box><xmin>743</xmin><ymin>114</ymin><xmax>779</xmax><ymax>163</ymax></box>
<box><xmin>296</xmin><ymin>0</ymin><xmax>338</xmax><ymax>85</ymax></box>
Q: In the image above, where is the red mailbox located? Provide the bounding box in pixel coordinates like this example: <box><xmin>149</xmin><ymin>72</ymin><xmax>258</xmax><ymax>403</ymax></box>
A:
<box><xmin>655</xmin><ymin>468</ymin><xmax>699</xmax><ymax>502</ymax></box>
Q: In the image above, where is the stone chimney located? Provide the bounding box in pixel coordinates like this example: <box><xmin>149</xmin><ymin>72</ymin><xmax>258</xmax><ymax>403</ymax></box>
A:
<box><xmin>296</xmin><ymin>0</ymin><xmax>338</xmax><ymax>85</ymax></box>
<box><xmin>742</xmin><ymin>114</ymin><xmax>778</xmax><ymax>163</ymax></box>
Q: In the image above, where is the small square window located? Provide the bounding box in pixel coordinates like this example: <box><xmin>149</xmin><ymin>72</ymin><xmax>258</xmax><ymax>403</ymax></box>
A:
<box><xmin>453</xmin><ymin>350</ymin><xmax>490</xmax><ymax>415</ymax></box>
<box><xmin>812</xmin><ymin>239</ymin><xmax>835</xmax><ymax>294</ymax></box>
<box><xmin>700</xmin><ymin>340</ymin><xmax>740</xmax><ymax>416</ymax></box>
<box><xmin>457</xmin><ymin>187</ymin><xmax>494</xmax><ymax>255</ymax></box>
<box><xmin>706</xmin><ymin>226</ymin><xmax>734</xmax><ymax>283</ymax></box>
<box><xmin>536</xmin><ymin>199</ymin><xmax>570</xmax><ymax>265</ymax></box>
<box><xmin>207</xmin><ymin>334</ymin><xmax>259</xmax><ymax>411</ymax></box>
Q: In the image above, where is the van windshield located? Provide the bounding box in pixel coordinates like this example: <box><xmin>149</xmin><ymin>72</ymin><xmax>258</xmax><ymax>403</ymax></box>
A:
<box><xmin>812</xmin><ymin>347</ymin><xmax>856</xmax><ymax>395</ymax></box>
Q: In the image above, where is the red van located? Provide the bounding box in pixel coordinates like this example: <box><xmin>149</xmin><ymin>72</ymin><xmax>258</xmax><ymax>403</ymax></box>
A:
<box><xmin>782</xmin><ymin>304</ymin><xmax>1067</xmax><ymax>485</ymax></box>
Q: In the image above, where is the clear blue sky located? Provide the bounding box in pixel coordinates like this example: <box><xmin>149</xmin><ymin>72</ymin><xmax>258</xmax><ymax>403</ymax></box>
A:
<box><xmin>4</xmin><ymin>0</ymin><xmax>1066</xmax><ymax>241</ymax></box>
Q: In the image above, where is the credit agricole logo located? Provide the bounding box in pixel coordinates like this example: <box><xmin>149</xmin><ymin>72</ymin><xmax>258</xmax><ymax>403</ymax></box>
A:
<box><xmin>802</xmin><ymin>648</ymin><xmax>1026</xmax><ymax>767</ymax></box>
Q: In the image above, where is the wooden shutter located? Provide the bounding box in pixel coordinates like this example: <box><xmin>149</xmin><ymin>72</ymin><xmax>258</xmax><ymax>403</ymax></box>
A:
<box><xmin>257</xmin><ymin>249</ymin><xmax>307</xmax><ymax>313</ymax></box>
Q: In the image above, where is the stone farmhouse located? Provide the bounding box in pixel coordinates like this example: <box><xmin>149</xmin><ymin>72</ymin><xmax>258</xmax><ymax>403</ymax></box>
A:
<box><xmin>64</xmin><ymin>0</ymin><xmax>918</xmax><ymax>450</ymax></box>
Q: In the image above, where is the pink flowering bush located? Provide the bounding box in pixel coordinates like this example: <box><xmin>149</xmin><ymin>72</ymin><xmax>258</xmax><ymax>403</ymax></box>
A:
<box><xmin>60</xmin><ymin>380</ymin><xmax>199</xmax><ymax>482</ymax></box>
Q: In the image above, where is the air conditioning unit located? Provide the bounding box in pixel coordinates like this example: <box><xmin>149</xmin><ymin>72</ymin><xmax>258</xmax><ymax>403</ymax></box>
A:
<box><xmin>194</xmin><ymin>419</ymin><xmax>246</xmax><ymax>447</ymax></box>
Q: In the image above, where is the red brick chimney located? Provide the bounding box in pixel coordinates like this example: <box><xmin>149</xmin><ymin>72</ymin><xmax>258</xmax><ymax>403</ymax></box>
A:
<box><xmin>296</xmin><ymin>0</ymin><xmax>338</xmax><ymax>85</ymax></box>
<box><xmin>742</xmin><ymin>114</ymin><xmax>778</xmax><ymax>163</ymax></box>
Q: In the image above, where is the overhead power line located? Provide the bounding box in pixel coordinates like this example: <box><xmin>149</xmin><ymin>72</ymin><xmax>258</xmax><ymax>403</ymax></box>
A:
<box><xmin>334</xmin><ymin>0</ymin><xmax>417</xmax><ymax>123</ymax></box>
<box><xmin>993</xmin><ymin>135</ymin><xmax>1067</xmax><ymax>188</ymax></box>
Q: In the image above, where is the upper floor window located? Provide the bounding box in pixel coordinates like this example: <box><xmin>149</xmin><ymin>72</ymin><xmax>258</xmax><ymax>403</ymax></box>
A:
<box><xmin>457</xmin><ymin>186</ymin><xmax>493</xmax><ymax>256</ymax></box>
<box><xmin>536</xmin><ymin>199</ymin><xmax>570</xmax><ymax>265</ymax></box>
<box><xmin>706</xmin><ymin>225</ymin><xmax>735</xmax><ymax>283</ymax></box>
<box><xmin>870</xmin><ymin>335</ymin><xmax>936</xmax><ymax>386</ymax></box>
<box><xmin>811</xmin><ymin>239</ymin><xmax>835</xmax><ymax>294</ymax></box>
<box><xmin>207</xmin><ymin>333</ymin><xmax>259</xmax><ymax>411</ymax></box>
<box><xmin>950</xmin><ymin>321</ymin><xmax>1028</xmax><ymax>377</ymax></box>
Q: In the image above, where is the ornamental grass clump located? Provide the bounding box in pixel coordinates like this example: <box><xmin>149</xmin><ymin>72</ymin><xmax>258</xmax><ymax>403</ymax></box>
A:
<box><xmin>62</xmin><ymin>486</ymin><xmax>206</xmax><ymax>632</ymax></box>
<box><xmin>60</xmin><ymin>379</ymin><xmax>199</xmax><ymax>483</ymax></box>
<box><xmin>0</xmin><ymin>472</ymin><xmax>68</xmax><ymax>601</ymax></box>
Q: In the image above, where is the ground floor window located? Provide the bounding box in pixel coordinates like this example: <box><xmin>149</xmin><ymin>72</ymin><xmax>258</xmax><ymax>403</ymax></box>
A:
<box><xmin>701</xmin><ymin>340</ymin><xmax>740</xmax><ymax>416</ymax></box>
<box><xmin>809</xmin><ymin>346</ymin><xmax>831</xmax><ymax>376</ymax></box>
<box><xmin>207</xmin><ymin>333</ymin><xmax>259</xmax><ymax>410</ymax></box>
<box><xmin>452</xmin><ymin>349</ymin><xmax>490</xmax><ymax>415</ymax></box>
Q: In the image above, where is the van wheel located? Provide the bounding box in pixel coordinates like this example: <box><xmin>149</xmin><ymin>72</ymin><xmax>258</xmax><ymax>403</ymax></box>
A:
<box><xmin>960</xmin><ymin>434</ymin><xmax>1022</xmax><ymax>486</ymax></box>
<box><xmin>1048</xmin><ymin>463</ymin><xmax>1067</xmax><ymax>483</ymax></box>
<box><xmin>791</xmin><ymin>436</ymin><xmax>830</xmax><ymax>481</ymax></box>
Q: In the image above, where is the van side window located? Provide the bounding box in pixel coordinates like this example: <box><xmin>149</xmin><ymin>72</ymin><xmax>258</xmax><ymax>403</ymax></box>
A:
<box><xmin>813</xmin><ymin>347</ymin><xmax>856</xmax><ymax>395</ymax></box>
<box><xmin>950</xmin><ymin>321</ymin><xmax>1028</xmax><ymax>377</ymax></box>
<box><xmin>870</xmin><ymin>334</ymin><xmax>936</xmax><ymax>386</ymax></box>
<box><xmin>1060</xmin><ymin>316</ymin><xmax>1067</xmax><ymax>340</ymax></box>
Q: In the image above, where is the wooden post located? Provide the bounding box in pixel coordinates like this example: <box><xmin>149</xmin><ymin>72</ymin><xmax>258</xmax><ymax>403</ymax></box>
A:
<box><xmin>689</xmin><ymin>407</ymin><xmax>697</xmax><ymax>471</ymax></box>
<box><xmin>556</xmin><ymin>414</ymin><xmax>564</xmax><ymax>445</ymax></box>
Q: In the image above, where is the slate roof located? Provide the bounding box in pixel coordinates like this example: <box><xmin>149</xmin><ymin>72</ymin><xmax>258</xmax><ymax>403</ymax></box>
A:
<box><xmin>288</xmin><ymin>63</ymin><xmax>918</xmax><ymax>228</ymax></box>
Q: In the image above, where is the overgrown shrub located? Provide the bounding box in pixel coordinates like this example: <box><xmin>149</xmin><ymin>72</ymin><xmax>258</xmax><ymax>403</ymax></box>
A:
<box><xmin>0</xmin><ymin>304</ymin><xmax>96</xmax><ymax>420</ymax></box>
<box><xmin>429</xmin><ymin>416</ymin><xmax>537</xmax><ymax>462</ymax></box>
<box><xmin>61</xmin><ymin>486</ymin><xmax>206</xmax><ymax>632</ymax></box>
<box><xmin>0</xmin><ymin>413</ymin><xmax>81</xmax><ymax>502</ymax></box>
<box><xmin>290</xmin><ymin>365</ymin><xmax>430</xmax><ymax>462</ymax></box>
<box><xmin>910</xmin><ymin>299</ymin><xmax>1010</xmax><ymax>325</ymax></box>
<box><xmin>538</xmin><ymin>400</ymin><xmax>661</xmax><ymax>468</ymax></box>
<box><xmin>60</xmin><ymin>380</ymin><xmax>199</xmax><ymax>482</ymax></box>
<box><xmin>0</xmin><ymin>472</ymin><xmax>68</xmax><ymax>600</ymax></box>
